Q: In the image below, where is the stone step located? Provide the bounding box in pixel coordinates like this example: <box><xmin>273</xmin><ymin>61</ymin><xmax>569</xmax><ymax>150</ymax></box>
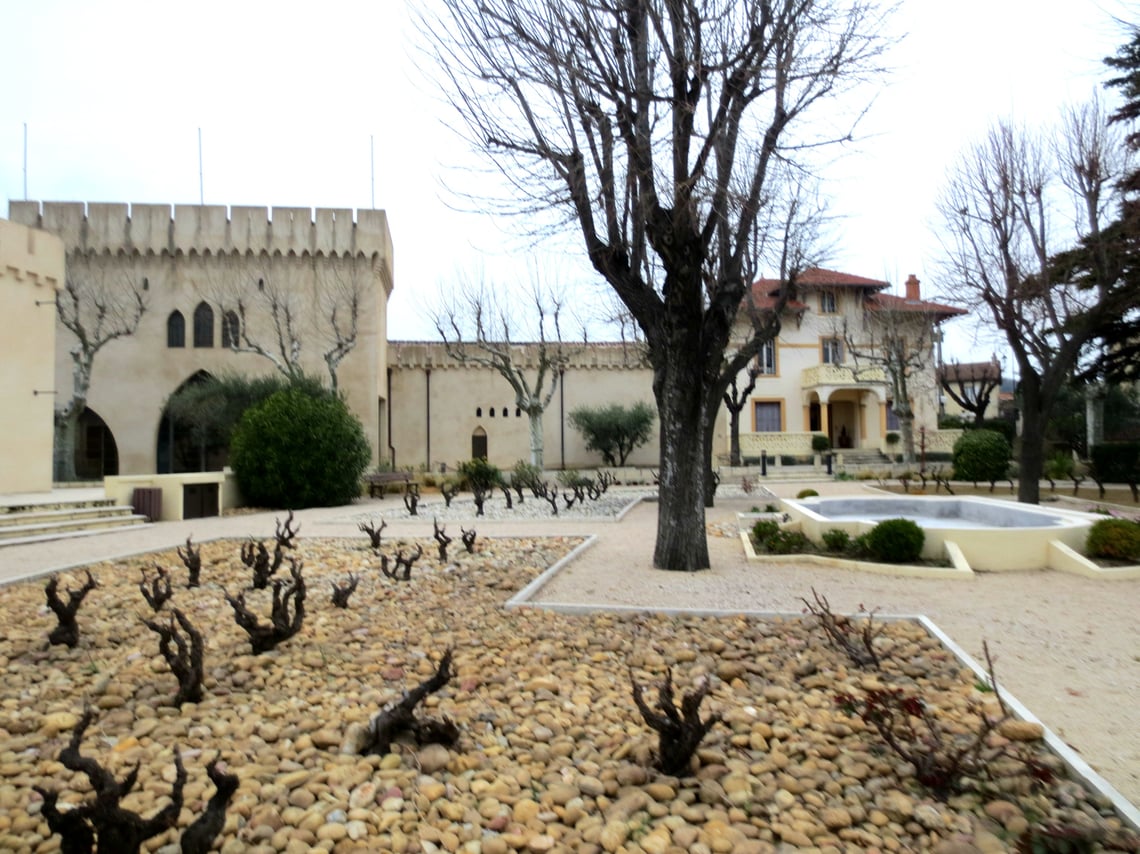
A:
<box><xmin>0</xmin><ymin>498</ymin><xmax>149</xmax><ymax>547</ymax></box>
<box><xmin>0</xmin><ymin>505</ymin><xmax>133</xmax><ymax>530</ymax></box>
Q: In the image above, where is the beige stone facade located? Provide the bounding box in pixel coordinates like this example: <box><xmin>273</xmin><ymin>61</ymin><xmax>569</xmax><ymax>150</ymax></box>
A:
<box><xmin>0</xmin><ymin>218</ymin><xmax>64</xmax><ymax>492</ymax></box>
<box><xmin>8</xmin><ymin>202</ymin><xmax>392</xmax><ymax>477</ymax></box>
<box><xmin>387</xmin><ymin>341</ymin><xmax>658</xmax><ymax>471</ymax></box>
<box><xmin>729</xmin><ymin>269</ymin><xmax>965</xmax><ymax>460</ymax></box>
<box><xmin>6</xmin><ymin>202</ymin><xmax>964</xmax><ymax>488</ymax></box>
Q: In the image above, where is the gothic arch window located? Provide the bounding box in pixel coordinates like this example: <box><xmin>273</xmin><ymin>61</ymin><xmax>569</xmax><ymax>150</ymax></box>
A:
<box><xmin>221</xmin><ymin>310</ymin><xmax>240</xmax><ymax>348</ymax></box>
<box><xmin>167</xmin><ymin>310</ymin><xmax>185</xmax><ymax>348</ymax></box>
<box><xmin>476</xmin><ymin>407</ymin><xmax>482</xmax><ymax>417</ymax></box>
<box><xmin>502</xmin><ymin>407</ymin><xmax>508</xmax><ymax>417</ymax></box>
<box><xmin>193</xmin><ymin>302</ymin><xmax>214</xmax><ymax>348</ymax></box>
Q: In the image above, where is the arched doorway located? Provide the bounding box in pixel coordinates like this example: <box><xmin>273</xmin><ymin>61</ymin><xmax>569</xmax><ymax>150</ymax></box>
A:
<box><xmin>156</xmin><ymin>371</ymin><xmax>227</xmax><ymax>473</ymax></box>
<box><xmin>73</xmin><ymin>408</ymin><xmax>119</xmax><ymax>479</ymax></box>
<box><xmin>471</xmin><ymin>426</ymin><xmax>488</xmax><ymax>460</ymax></box>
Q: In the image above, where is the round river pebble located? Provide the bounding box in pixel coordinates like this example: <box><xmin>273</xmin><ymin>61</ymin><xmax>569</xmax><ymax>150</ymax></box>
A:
<box><xmin>0</xmin><ymin>532</ymin><xmax>1134</xmax><ymax>853</ymax></box>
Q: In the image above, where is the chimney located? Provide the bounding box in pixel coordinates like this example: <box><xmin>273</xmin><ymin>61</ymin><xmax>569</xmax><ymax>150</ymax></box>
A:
<box><xmin>905</xmin><ymin>274</ymin><xmax>920</xmax><ymax>301</ymax></box>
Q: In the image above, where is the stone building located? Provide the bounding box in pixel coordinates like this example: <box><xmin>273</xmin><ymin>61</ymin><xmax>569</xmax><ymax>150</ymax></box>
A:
<box><xmin>387</xmin><ymin>341</ymin><xmax>657</xmax><ymax>471</ymax></box>
<box><xmin>3</xmin><ymin>201</ymin><xmax>964</xmax><ymax>494</ymax></box>
<box><xmin>0</xmin><ymin>218</ymin><xmax>64</xmax><ymax>492</ymax></box>
<box><xmin>7</xmin><ymin>201</ymin><xmax>392</xmax><ymax>479</ymax></box>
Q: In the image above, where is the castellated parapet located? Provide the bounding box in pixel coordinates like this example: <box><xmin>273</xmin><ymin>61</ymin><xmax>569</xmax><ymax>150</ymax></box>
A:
<box><xmin>8</xmin><ymin>202</ymin><xmax>392</xmax><ymax>276</ymax></box>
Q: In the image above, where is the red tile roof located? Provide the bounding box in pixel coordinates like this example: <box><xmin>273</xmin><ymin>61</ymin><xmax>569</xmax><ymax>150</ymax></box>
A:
<box><xmin>867</xmin><ymin>292</ymin><xmax>966</xmax><ymax>320</ymax></box>
<box><xmin>751</xmin><ymin>266</ymin><xmax>891</xmax><ymax>291</ymax></box>
<box><xmin>938</xmin><ymin>360</ymin><xmax>1001</xmax><ymax>382</ymax></box>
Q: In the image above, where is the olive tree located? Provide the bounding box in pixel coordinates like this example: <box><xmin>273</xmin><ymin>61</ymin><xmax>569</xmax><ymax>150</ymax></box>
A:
<box><xmin>421</xmin><ymin>0</ymin><xmax>892</xmax><ymax>570</ymax></box>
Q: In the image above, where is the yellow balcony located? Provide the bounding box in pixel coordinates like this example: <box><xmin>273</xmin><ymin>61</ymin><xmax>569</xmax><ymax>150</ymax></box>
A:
<box><xmin>801</xmin><ymin>364</ymin><xmax>887</xmax><ymax>388</ymax></box>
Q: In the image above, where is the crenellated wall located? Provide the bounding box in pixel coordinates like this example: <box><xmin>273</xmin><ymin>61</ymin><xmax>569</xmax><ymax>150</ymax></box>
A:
<box><xmin>0</xmin><ymin>218</ymin><xmax>64</xmax><ymax>492</ymax></box>
<box><xmin>7</xmin><ymin>202</ymin><xmax>393</xmax><ymax>290</ymax></box>
<box><xmin>11</xmin><ymin>201</ymin><xmax>394</xmax><ymax>479</ymax></box>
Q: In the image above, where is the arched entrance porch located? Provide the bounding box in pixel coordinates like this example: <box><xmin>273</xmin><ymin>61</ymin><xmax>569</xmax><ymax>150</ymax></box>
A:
<box><xmin>805</xmin><ymin>387</ymin><xmax>884</xmax><ymax>449</ymax></box>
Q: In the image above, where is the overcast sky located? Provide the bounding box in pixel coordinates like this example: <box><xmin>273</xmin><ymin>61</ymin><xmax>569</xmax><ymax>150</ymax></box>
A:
<box><xmin>1</xmin><ymin>0</ymin><xmax>1131</xmax><ymax>355</ymax></box>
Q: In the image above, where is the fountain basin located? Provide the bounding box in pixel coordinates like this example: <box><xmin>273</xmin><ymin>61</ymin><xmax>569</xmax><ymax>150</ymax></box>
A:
<box><xmin>781</xmin><ymin>495</ymin><xmax>1101</xmax><ymax>572</ymax></box>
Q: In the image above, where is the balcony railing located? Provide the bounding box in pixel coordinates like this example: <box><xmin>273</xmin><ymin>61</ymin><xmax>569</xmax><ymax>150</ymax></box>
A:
<box><xmin>801</xmin><ymin>363</ymin><xmax>887</xmax><ymax>387</ymax></box>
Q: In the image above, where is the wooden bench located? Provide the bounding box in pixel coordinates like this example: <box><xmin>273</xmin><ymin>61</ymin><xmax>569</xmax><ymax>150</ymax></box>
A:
<box><xmin>363</xmin><ymin>471</ymin><xmax>411</xmax><ymax>498</ymax></box>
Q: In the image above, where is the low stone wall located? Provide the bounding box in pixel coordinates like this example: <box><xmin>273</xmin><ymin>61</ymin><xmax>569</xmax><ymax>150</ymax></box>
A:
<box><xmin>104</xmin><ymin>470</ymin><xmax>242</xmax><ymax>522</ymax></box>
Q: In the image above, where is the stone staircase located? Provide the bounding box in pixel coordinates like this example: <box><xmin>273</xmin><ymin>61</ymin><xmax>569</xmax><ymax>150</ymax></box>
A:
<box><xmin>0</xmin><ymin>492</ymin><xmax>149</xmax><ymax>547</ymax></box>
<box><xmin>833</xmin><ymin>449</ymin><xmax>892</xmax><ymax>468</ymax></box>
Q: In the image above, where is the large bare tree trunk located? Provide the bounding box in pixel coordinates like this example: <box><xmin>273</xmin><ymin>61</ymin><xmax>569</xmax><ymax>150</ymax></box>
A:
<box><xmin>655</xmin><ymin>360</ymin><xmax>711</xmax><ymax>571</ymax></box>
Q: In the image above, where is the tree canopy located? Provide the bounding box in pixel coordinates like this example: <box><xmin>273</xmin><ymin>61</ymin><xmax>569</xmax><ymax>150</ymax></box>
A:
<box><xmin>422</xmin><ymin>0</ymin><xmax>892</xmax><ymax>569</ymax></box>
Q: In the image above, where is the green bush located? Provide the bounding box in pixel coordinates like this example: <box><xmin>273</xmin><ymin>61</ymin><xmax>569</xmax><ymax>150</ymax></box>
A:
<box><xmin>751</xmin><ymin>519</ymin><xmax>780</xmax><ymax>545</ymax></box>
<box><xmin>884</xmin><ymin>431</ymin><xmax>900</xmax><ymax>446</ymax></box>
<box><xmin>511</xmin><ymin>460</ymin><xmax>543</xmax><ymax>492</ymax></box>
<box><xmin>1090</xmin><ymin>442</ymin><xmax>1140</xmax><ymax>486</ymax></box>
<box><xmin>458</xmin><ymin>457</ymin><xmax>504</xmax><ymax>491</ymax></box>
<box><xmin>811</xmin><ymin>434</ymin><xmax>831</xmax><ymax>453</ymax></box>
<box><xmin>796</xmin><ymin>488</ymin><xmax>819</xmax><ymax>499</ymax></box>
<box><xmin>230</xmin><ymin>386</ymin><xmax>370</xmax><ymax>509</ymax></box>
<box><xmin>864</xmin><ymin>518</ymin><xmax>925</xmax><ymax>563</ymax></box>
<box><xmin>766</xmin><ymin>529</ymin><xmax>811</xmax><ymax>554</ymax></box>
<box><xmin>750</xmin><ymin>519</ymin><xmax>810</xmax><ymax>555</ymax></box>
<box><xmin>556</xmin><ymin>468</ymin><xmax>592</xmax><ymax>489</ymax></box>
<box><xmin>568</xmin><ymin>401</ymin><xmax>655</xmax><ymax>466</ymax></box>
<box><xmin>821</xmin><ymin>528</ymin><xmax>852</xmax><ymax>553</ymax></box>
<box><xmin>1086</xmin><ymin>518</ymin><xmax>1140</xmax><ymax>561</ymax></box>
<box><xmin>952</xmin><ymin>429</ymin><xmax>1011</xmax><ymax>483</ymax></box>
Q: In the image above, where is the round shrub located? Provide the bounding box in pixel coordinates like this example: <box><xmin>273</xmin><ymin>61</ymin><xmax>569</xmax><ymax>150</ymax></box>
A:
<box><xmin>811</xmin><ymin>434</ymin><xmax>831</xmax><ymax>453</ymax></box>
<box><xmin>231</xmin><ymin>386</ymin><xmax>370</xmax><ymax>509</ymax></box>
<box><xmin>1086</xmin><ymin>518</ymin><xmax>1140</xmax><ymax>561</ymax></box>
<box><xmin>952</xmin><ymin>429</ymin><xmax>1011</xmax><ymax>483</ymax></box>
<box><xmin>865</xmin><ymin>518</ymin><xmax>925</xmax><ymax>563</ymax></box>
<box><xmin>821</xmin><ymin>528</ymin><xmax>852</xmax><ymax>553</ymax></box>
<box><xmin>796</xmin><ymin>488</ymin><xmax>819</xmax><ymax>499</ymax></box>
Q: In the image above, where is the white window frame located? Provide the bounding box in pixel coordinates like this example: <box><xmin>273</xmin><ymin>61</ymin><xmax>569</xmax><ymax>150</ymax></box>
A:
<box><xmin>755</xmin><ymin>339</ymin><xmax>777</xmax><ymax>375</ymax></box>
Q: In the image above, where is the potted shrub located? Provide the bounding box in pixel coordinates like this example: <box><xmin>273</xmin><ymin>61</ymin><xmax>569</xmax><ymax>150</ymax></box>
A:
<box><xmin>884</xmin><ymin>431</ymin><xmax>900</xmax><ymax>462</ymax></box>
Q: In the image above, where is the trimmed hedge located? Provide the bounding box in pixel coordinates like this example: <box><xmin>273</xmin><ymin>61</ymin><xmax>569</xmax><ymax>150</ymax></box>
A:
<box><xmin>1086</xmin><ymin>518</ymin><xmax>1140</xmax><ymax>561</ymax></box>
<box><xmin>231</xmin><ymin>386</ymin><xmax>370</xmax><ymax>509</ymax></box>
<box><xmin>952</xmin><ymin>429</ymin><xmax>1011</xmax><ymax>483</ymax></box>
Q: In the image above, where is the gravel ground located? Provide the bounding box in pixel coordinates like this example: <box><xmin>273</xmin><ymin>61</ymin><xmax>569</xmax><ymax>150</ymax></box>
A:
<box><xmin>1</xmin><ymin>534</ymin><xmax>1135</xmax><ymax>854</ymax></box>
<box><xmin>0</xmin><ymin>481</ymin><xmax>1136</xmax><ymax>853</ymax></box>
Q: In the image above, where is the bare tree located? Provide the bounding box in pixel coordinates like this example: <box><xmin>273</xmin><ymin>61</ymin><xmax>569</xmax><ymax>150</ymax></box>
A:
<box><xmin>421</xmin><ymin>0</ymin><xmax>891</xmax><ymax>570</ymax></box>
<box><xmin>722</xmin><ymin>365</ymin><xmax>761</xmax><ymax>467</ymax></box>
<box><xmin>434</xmin><ymin>276</ymin><xmax>572</xmax><ymax>469</ymax></box>
<box><xmin>939</xmin><ymin>359</ymin><xmax>1001</xmax><ymax>427</ymax></box>
<box><xmin>54</xmin><ymin>253</ymin><xmax>147</xmax><ymax>481</ymax></box>
<box><xmin>935</xmin><ymin>102</ymin><xmax>1129</xmax><ymax>503</ymax></box>
<box><xmin>215</xmin><ymin>254</ymin><xmax>369</xmax><ymax>391</ymax></box>
<box><xmin>712</xmin><ymin>180</ymin><xmax>827</xmax><ymax>489</ymax></box>
<box><xmin>841</xmin><ymin>300</ymin><xmax>942</xmax><ymax>464</ymax></box>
